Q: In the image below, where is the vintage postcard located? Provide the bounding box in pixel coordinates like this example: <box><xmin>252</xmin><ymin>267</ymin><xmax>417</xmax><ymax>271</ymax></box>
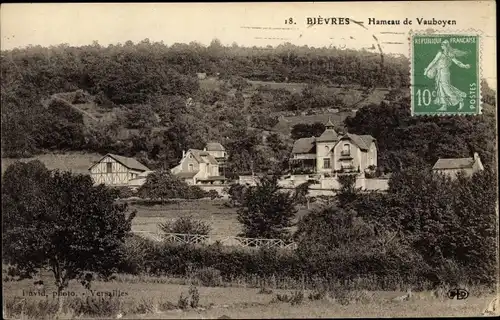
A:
<box><xmin>1</xmin><ymin>1</ymin><xmax>498</xmax><ymax>319</ymax></box>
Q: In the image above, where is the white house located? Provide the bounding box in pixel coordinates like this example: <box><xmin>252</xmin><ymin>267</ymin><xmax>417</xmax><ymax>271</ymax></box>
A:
<box><xmin>432</xmin><ymin>152</ymin><xmax>484</xmax><ymax>179</ymax></box>
<box><xmin>88</xmin><ymin>153</ymin><xmax>151</xmax><ymax>186</ymax></box>
<box><xmin>290</xmin><ymin>119</ymin><xmax>377</xmax><ymax>175</ymax></box>
<box><xmin>171</xmin><ymin>142</ymin><xmax>227</xmax><ymax>185</ymax></box>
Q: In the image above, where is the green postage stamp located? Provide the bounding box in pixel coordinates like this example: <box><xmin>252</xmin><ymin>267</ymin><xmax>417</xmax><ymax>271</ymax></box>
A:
<box><xmin>411</xmin><ymin>33</ymin><xmax>481</xmax><ymax>116</ymax></box>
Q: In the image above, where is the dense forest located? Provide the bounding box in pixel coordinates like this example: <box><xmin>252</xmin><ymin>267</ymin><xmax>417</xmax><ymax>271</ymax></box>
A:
<box><xmin>1</xmin><ymin>39</ymin><xmax>496</xmax><ymax>174</ymax></box>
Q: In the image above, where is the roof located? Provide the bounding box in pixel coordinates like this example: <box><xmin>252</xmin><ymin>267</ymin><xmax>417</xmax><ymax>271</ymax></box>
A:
<box><xmin>325</xmin><ymin>118</ymin><xmax>336</xmax><ymax>128</ymax></box>
<box><xmin>175</xmin><ymin>171</ymin><xmax>199</xmax><ymax>178</ymax></box>
<box><xmin>432</xmin><ymin>157</ymin><xmax>475</xmax><ymax>170</ymax></box>
<box><xmin>292</xmin><ymin>137</ymin><xmax>316</xmax><ymax>154</ymax></box>
<box><xmin>197</xmin><ymin>176</ymin><xmax>226</xmax><ymax>181</ymax></box>
<box><xmin>89</xmin><ymin>154</ymin><xmax>150</xmax><ymax>172</ymax></box>
<box><xmin>316</xmin><ymin>129</ymin><xmax>339</xmax><ymax>142</ymax></box>
<box><xmin>188</xmin><ymin>149</ymin><xmax>218</xmax><ymax>165</ymax></box>
<box><xmin>340</xmin><ymin>134</ymin><xmax>375</xmax><ymax>151</ymax></box>
<box><xmin>205</xmin><ymin>142</ymin><xmax>225</xmax><ymax>151</ymax></box>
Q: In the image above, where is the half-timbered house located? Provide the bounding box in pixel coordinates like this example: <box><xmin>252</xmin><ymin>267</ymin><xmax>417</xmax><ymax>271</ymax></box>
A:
<box><xmin>89</xmin><ymin>153</ymin><xmax>151</xmax><ymax>186</ymax></box>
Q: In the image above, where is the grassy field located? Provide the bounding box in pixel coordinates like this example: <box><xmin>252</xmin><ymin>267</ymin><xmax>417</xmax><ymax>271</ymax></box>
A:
<box><xmin>3</xmin><ymin>274</ymin><xmax>494</xmax><ymax>319</ymax></box>
<box><xmin>130</xmin><ymin>199</ymin><xmax>315</xmax><ymax>238</ymax></box>
<box><xmin>130</xmin><ymin>200</ymin><xmax>241</xmax><ymax>236</ymax></box>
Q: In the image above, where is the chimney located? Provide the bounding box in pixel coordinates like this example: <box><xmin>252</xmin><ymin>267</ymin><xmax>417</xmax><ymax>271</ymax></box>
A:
<box><xmin>473</xmin><ymin>152</ymin><xmax>479</xmax><ymax>161</ymax></box>
<box><xmin>182</xmin><ymin>150</ymin><xmax>186</xmax><ymax>158</ymax></box>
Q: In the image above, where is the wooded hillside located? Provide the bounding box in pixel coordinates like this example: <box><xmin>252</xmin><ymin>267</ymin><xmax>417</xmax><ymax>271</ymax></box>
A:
<box><xmin>1</xmin><ymin>39</ymin><xmax>496</xmax><ymax>174</ymax></box>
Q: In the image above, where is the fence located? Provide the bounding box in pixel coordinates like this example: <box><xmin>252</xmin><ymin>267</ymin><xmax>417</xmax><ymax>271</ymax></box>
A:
<box><xmin>132</xmin><ymin>231</ymin><xmax>298</xmax><ymax>250</ymax></box>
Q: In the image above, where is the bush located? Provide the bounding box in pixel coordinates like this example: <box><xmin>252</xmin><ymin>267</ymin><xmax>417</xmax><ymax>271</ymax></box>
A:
<box><xmin>111</xmin><ymin>186</ymin><xmax>135</xmax><ymax>199</ymax></box>
<box><xmin>158</xmin><ymin>216</ymin><xmax>212</xmax><ymax>235</ymax></box>
<box><xmin>187</xmin><ymin>186</ymin><xmax>208</xmax><ymax>199</ymax></box>
<box><xmin>194</xmin><ymin>267</ymin><xmax>223</xmax><ymax>287</ymax></box>
<box><xmin>272</xmin><ymin>291</ymin><xmax>304</xmax><ymax>305</ymax></box>
<box><xmin>207</xmin><ymin>189</ymin><xmax>221</xmax><ymax>200</ymax></box>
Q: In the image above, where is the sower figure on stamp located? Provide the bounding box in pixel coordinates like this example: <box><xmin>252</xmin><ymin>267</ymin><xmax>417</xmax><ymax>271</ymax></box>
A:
<box><xmin>424</xmin><ymin>40</ymin><xmax>470</xmax><ymax>111</ymax></box>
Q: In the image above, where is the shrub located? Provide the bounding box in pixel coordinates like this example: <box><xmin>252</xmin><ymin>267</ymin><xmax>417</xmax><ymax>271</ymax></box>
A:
<box><xmin>187</xmin><ymin>186</ymin><xmax>208</xmax><ymax>199</ymax></box>
<box><xmin>111</xmin><ymin>186</ymin><xmax>135</xmax><ymax>199</ymax></box>
<box><xmin>207</xmin><ymin>189</ymin><xmax>221</xmax><ymax>200</ymax></box>
<box><xmin>158</xmin><ymin>216</ymin><xmax>212</xmax><ymax>235</ymax></box>
<box><xmin>273</xmin><ymin>291</ymin><xmax>304</xmax><ymax>305</ymax></box>
<box><xmin>177</xmin><ymin>293</ymin><xmax>190</xmax><ymax>310</ymax></box>
<box><xmin>258</xmin><ymin>287</ymin><xmax>273</xmax><ymax>294</ymax></box>
<box><xmin>189</xmin><ymin>286</ymin><xmax>200</xmax><ymax>308</ymax></box>
<box><xmin>70</xmin><ymin>296</ymin><xmax>122</xmax><ymax>317</ymax></box>
<box><xmin>117</xmin><ymin>234</ymin><xmax>153</xmax><ymax>274</ymax></box>
<box><xmin>194</xmin><ymin>267</ymin><xmax>223</xmax><ymax>287</ymax></box>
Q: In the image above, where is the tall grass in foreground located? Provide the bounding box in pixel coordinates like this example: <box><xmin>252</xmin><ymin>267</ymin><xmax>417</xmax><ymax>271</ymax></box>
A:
<box><xmin>3</xmin><ymin>279</ymin><xmax>493</xmax><ymax>320</ymax></box>
<box><xmin>3</xmin><ymin>286</ymin><xmax>203</xmax><ymax>319</ymax></box>
<box><xmin>111</xmin><ymin>271</ymin><xmax>495</xmax><ymax>296</ymax></box>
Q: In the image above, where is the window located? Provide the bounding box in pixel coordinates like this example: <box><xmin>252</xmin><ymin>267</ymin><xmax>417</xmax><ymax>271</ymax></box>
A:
<box><xmin>342</xmin><ymin>144</ymin><xmax>351</xmax><ymax>155</ymax></box>
<box><xmin>106</xmin><ymin>162</ymin><xmax>112</xmax><ymax>173</ymax></box>
<box><xmin>189</xmin><ymin>154</ymin><xmax>193</xmax><ymax>159</ymax></box>
<box><xmin>189</xmin><ymin>164</ymin><xmax>194</xmax><ymax>172</ymax></box>
<box><xmin>323</xmin><ymin>158</ymin><xmax>331</xmax><ymax>169</ymax></box>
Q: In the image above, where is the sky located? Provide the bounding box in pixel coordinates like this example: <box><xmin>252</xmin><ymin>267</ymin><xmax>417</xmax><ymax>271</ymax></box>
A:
<box><xmin>1</xmin><ymin>2</ymin><xmax>497</xmax><ymax>88</ymax></box>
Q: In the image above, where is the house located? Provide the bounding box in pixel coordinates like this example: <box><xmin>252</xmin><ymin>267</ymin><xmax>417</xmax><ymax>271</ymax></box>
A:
<box><xmin>171</xmin><ymin>142</ymin><xmax>227</xmax><ymax>185</ymax></box>
<box><xmin>89</xmin><ymin>153</ymin><xmax>151</xmax><ymax>186</ymax></box>
<box><xmin>196</xmin><ymin>72</ymin><xmax>207</xmax><ymax>80</ymax></box>
<box><xmin>432</xmin><ymin>152</ymin><xmax>484</xmax><ymax>179</ymax></box>
<box><xmin>290</xmin><ymin>118</ymin><xmax>377</xmax><ymax>174</ymax></box>
<box><xmin>204</xmin><ymin>142</ymin><xmax>227</xmax><ymax>164</ymax></box>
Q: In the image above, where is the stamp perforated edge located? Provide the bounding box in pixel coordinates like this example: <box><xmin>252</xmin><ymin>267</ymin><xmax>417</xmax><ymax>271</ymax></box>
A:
<box><xmin>408</xmin><ymin>28</ymin><xmax>483</xmax><ymax>116</ymax></box>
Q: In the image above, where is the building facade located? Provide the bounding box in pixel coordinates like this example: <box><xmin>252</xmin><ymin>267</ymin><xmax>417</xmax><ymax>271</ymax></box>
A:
<box><xmin>432</xmin><ymin>152</ymin><xmax>484</xmax><ymax>179</ymax></box>
<box><xmin>290</xmin><ymin>119</ymin><xmax>377</xmax><ymax>174</ymax></box>
<box><xmin>88</xmin><ymin>153</ymin><xmax>151</xmax><ymax>186</ymax></box>
<box><xmin>171</xmin><ymin>142</ymin><xmax>227</xmax><ymax>185</ymax></box>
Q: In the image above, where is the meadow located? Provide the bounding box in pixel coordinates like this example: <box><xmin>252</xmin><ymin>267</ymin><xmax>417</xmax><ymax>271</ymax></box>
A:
<box><xmin>3</xmin><ymin>272</ymin><xmax>494</xmax><ymax>319</ymax></box>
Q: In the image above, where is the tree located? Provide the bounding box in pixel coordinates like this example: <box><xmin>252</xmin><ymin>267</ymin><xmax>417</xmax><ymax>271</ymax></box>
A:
<box><xmin>294</xmin><ymin>204</ymin><xmax>375</xmax><ymax>254</ymax></box>
<box><xmin>378</xmin><ymin>167</ymin><xmax>497</xmax><ymax>284</ymax></box>
<box><xmin>336</xmin><ymin>173</ymin><xmax>362</xmax><ymax>208</ymax></box>
<box><xmin>138</xmin><ymin>170</ymin><xmax>190</xmax><ymax>200</ymax></box>
<box><xmin>237</xmin><ymin>175</ymin><xmax>296</xmax><ymax>239</ymax></box>
<box><xmin>2</xmin><ymin>162</ymin><xmax>135</xmax><ymax>312</ymax></box>
<box><xmin>290</xmin><ymin>122</ymin><xmax>326</xmax><ymax>140</ymax></box>
<box><xmin>294</xmin><ymin>181</ymin><xmax>312</xmax><ymax>209</ymax></box>
<box><xmin>226</xmin><ymin>183</ymin><xmax>249</xmax><ymax>207</ymax></box>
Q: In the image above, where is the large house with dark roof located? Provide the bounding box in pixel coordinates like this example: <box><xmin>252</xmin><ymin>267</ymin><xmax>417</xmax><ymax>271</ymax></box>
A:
<box><xmin>89</xmin><ymin>153</ymin><xmax>152</xmax><ymax>186</ymax></box>
<box><xmin>290</xmin><ymin>119</ymin><xmax>377</xmax><ymax>174</ymax></box>
<box><xmin>171</xmin><ymin>142</ymin><xmax>227</xmax><ymax>185</ymax></box>
<box><xmin>432</xmin><ymin>152</ymin><xmax>484</xmax><ymax>179</ymax></box>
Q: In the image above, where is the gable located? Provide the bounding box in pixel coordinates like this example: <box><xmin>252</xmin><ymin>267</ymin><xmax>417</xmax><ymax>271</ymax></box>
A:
<box><xmin>88</xmin><ymin>153</ymin><xmax>150</xmax><ymax>172</ymax></box>
<box><xmin>185</xmin><ymin>149</ymin><xmax>219</xmax><ymax>165</ymax></box>
<box><xmin>337</xmin><ymin>134</ymin><xmax>375</xmax><ymax>151</ymax></box>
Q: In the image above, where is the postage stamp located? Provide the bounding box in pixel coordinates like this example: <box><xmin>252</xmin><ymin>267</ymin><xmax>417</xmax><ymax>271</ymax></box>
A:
<box><xmin>410</xmin><ymin>33</ymin><xmax>481</xmax><ymax>116</ymax></box>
